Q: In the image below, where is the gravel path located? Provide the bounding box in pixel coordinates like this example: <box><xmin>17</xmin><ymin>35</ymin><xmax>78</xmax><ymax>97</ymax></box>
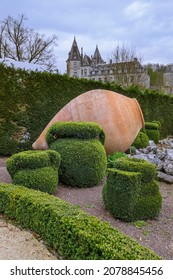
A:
<box><xmin>0</xmin><ymin>157</ymin><xmax>173</xmax><ymax>260</ymax></box>
<box><xmin>0</xmin><ymin>216</ymin><xmax>57</xmax><ymax>260</ymax></box>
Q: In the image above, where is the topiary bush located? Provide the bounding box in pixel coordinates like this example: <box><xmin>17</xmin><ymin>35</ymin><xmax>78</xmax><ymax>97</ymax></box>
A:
<box><xmin>0</xmin><ymin>183</ymin><xmax>161</xmax><ymax>260</ymax></box>
<box><xmin>103</xmin><ymin>168</ymin><xmax>142</xmax><ymax>221</ymax></box>
<box><xmin>46</xmin><ymin>121</ymin><xmax>106</xmax><ymax>145</ymax></box>
<box><xmin>132</xmin><ymin>131</ymin><xmax>149</xmax><ymax>148</ymax></box>
<box><xmin>107</xmin><ymin>151</ymin><xmax>127</xmax><ymax>168</ymax></box>
<box><xmin>145</xmin><ymin>121</ymin><xmax>160</xmax><ymax>144</ymax></box>
<box><xmin>13</xmin><ymin>167</ymin><xmax>58</xmax><ymax>194</ymax></box>
<box><xmin>102</xmin><ymin>157</ymin><xmax>162</xmax><ymax>222</ymax></box>
<box><xmin>6</xmin><ymin>150</ymin><xmax>60</xmax><ymax>194</ymax></box>
<box><xmin>46</xmin><ymin>122</ymin><xmax>107</xmax><ymax>188</ymax></box>
<box><xmin>112</xmin><ymin>157</ymin><xmax>157</xmax><ymax>184</ymax></box>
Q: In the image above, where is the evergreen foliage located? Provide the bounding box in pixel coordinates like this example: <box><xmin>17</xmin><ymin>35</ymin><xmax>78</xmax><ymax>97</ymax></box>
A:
<box><xmin>47</xmin><ymin>123</ymin><xmax>106</xmax><ymax>188</ymax></box>
<box><xmin>46</xmin><ymin>121</ymin><xmax>105</xmax><ymax>145</ymax></box>
<box><xmin>0</xmin><ymin>183</ymin><xmax>161</xmax><ymax>259</ymax></box>
<box><xmin>103</xmin><ymin>158</ymin><xmax>162</xmax><ymax>221</ymax></box>
<box><xmin>6</xmin><ymin>150</ymin><xmax>60</xmax><ymax>194</ymax></box>
<box><xmin>0</xmin><ymin>63</ymin><xmax>173</xmax><ymax>155</ymax></box>
<box><xmin>132</xmin><ymin>131</ymin><xmax>149</xmax><ymax>148</ymax></box>
<box><xmin>145</xmin><ymin>121</ymin><xmax>160</xmax><ymax>144</ymax></box>
<box><xmin>47</xmin><ymin>122</ymin><xmax>107</xmax><ymax>188</ymax></box>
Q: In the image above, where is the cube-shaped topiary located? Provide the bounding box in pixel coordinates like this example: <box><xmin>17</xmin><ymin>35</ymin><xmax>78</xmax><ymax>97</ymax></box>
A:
<box><xmin>103</xmin><ymin>168</ymin><xmax>142</xmax><ymax>221</ymax></box>
<box><xmin>6</xmin><ymin>150</ymin><xmax>60</xmax><ymax>194</ymax></box>
<box><xmin>103</xmin><ymin>158</ymin><xmax>162</xmax><ymax>221</ymax></box>
<box><xmin>46</xmin><ymin>122</ymin><xmax>107</xmax><ymax>188</ymax></box>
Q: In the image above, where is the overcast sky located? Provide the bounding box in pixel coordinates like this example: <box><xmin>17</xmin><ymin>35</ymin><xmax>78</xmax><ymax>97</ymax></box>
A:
<box><xmin>0</xmin><ymin>0</ymin><xmax>173</xmax><ymax>73</ymax></box>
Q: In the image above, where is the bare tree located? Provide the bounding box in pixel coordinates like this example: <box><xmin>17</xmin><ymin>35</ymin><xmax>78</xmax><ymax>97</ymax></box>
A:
<box><xmin>0</xmin><ymin>14</ymin><xmax>58</xmax><ymax>70</ymax></box>
<box><xmin>111</xmin><ymin>43</ymin><xmax>149</xmax><ymax>88</ymax></box>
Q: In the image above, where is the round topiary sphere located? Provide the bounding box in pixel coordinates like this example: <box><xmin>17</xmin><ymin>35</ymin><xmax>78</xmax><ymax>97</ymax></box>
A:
<box><xmin>50</xmin><ymin>138</ymin><xmax>107</xmax><ymax>187</ymax></box>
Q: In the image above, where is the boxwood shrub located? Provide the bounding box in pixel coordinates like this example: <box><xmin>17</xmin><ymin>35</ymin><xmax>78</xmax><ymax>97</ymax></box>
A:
<box><xmin>46</xmin><ymin>122</ymin><xmax>107</xmax><ymax>188</ymax></box>
<box><xmin>107</xmin><ymin>152</ymin><xmax>127</xmax><ymax>168</ymax></box>
<box><xmin>103</xmin><ymin>158</ymin><xmax>162</xmax><ymax>221</ymax></box>
<box><xmin>145</xmin><ymin>122</ymin><xmax>160</xmax><ymax>144</ymax></box>
<box><xmin>132</xmin><ymin>131</ymin><xmax>149</xmax><ymax>149</ymax></box>
<box><xmin>46</xmin><ymin>121</ymin><xmax>106</xmax><ymax>145</ymax></box>
<box><xmin>6</xmin><ymin>150</ymin><xmax>60</xmax><ymax>194</ymax></box>
<box><xmin>0</xmin><ymin>183</ymin><xmax>161</xmax><ymax>260</ymax></box>
<box><xmin>6</xmin><ymin>150</ymin><xmax>60</xmax><ymax>178</ymax></box>
<box><xmin>103</xmin><ymin>168</ymin><xmax>142</xmax><ymax>221</ymax></box>
<box><xmin>112</xmin><ymin>157</ymin><xmax>157</xmax><ymax>184</ymax></box>
<box><xmin>50</xmin><ymin>138</ymin><xmax>107</xmax><ymax>187</ymax></box>
<box><xmin>13</xmin><ymin>167</ymin><xmax>58</xmax><ymax>194</ymax></box>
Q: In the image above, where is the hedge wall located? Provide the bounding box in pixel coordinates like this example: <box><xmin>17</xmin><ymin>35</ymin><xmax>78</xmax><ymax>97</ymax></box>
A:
<box><xmin>1</xmin><ymin>63</ymin><xmax>173</xmax><ymax>155</ymax></box>
<box><xmin>0</xmin><ymin>183</ymin><xmax>161</xmax><ymax>259</ymax></box>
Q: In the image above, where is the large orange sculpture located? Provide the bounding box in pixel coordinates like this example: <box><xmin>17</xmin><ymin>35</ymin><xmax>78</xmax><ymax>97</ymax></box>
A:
<box><xmin>32</xmin><ymin>89</ymin><xmax>145</xmax><ymax>154</ymax></box>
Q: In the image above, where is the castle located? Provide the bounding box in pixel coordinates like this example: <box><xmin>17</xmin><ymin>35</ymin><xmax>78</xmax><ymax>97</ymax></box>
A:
<box><xmin>66</xmin><ymin>37</ymin><xmax>150</xmax><ymax>88</ymax></box>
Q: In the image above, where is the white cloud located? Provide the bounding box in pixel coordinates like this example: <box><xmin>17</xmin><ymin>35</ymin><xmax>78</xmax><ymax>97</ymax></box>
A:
<box><xmin>124</xmin><ymin>1</ymin><xmax>152</xmax><ymax>19</ymax></box>
<box><xmin>0</xmin><ymin>0</ymin><xmax>173</xmax><ymax>72</ymax></box>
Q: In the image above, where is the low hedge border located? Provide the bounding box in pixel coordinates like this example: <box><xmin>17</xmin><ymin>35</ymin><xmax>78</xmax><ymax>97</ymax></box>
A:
<box><xmin>0</xmin><ymin>183</ymin><xmax>161</xmax><ymax>260</ymax></box>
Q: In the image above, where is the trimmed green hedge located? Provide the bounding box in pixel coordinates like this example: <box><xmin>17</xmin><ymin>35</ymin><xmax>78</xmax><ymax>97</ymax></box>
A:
<box><xmin>103</xmin><ymin>169</ymin><xmax>141</xmax><ymax>221</ymax></box>
<box><xmin>145</xmin><ymin>122</ymin><xmax>160</xmax><ymax>144</ymax></box>
<box><xmin>112</xmin><ymin>157</ymin><xmax>157</xmax><ymax>184</ymax></box>
<box><xmin>0</xmin><ymin>183</ymin><xmax>161</xmax><ymax>259</ymax></box>
<box><xmin>103</xmin><ymin>158</ymin><xmax>162</xmax><ymax>222</ymax></box>
<box><xmin>107</xmin><ymin>152</ymin><xmax>127</xmax><ymax>168</ymax></box>
<box><xmin>46</xmin><ymin>122</ymin><xmax>107</xmax><ymax>188</ymax></box>
<box><xmin>1</xmin><ymin>63</ymin><xmax>173</xmax><ymax>156</ymax></box>
<box><xmin>134</xmin><ymin>191</ymin><xmax>162</xmax><ymax>221</ymax></box>
<box><xmin>13</xmin><ymin>167</ymin><xmax>58</xmax><ymax>194</ymax></box>
<box><xmin>50</xmin><ymin>138</ymin><xmax>107</xmax><ymax>187</ymax></box>
<box><xmin>6</xmin><ymin>150</ymin><xmax>60</xmax><ymax>178</ymax></box>
<box><xmin>46</xmin><ymin>121</ymin><xmax>106</xmax><ymax>145</ymax></box>
<box><xmin>6</xmin><ymin>150</ymin><xmax>60</xmax><ymax>194</ymax></box>
<box><xmin>132</xmin><ymin>131</ymin><xmax>149</xmax><ymax>149</ymax></box>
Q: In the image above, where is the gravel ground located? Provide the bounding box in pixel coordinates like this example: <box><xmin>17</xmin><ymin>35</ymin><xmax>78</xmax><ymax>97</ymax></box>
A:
<box><xmin>0</xmin><ymin>216</ymin><xmax>57</xmax><ymax>260</ymax></box>
<box><xmin>0</xmin><ymin>157</ymin><xmax>173</xmax><ymax>260</ymax></box>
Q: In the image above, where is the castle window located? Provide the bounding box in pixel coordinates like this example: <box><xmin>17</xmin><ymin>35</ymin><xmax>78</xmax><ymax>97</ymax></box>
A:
<box><xmin>84</xmin><ymin>69</ymin><xmax>87</xmax><ymax>76</ymax></box>
<box><xmin>81</xmin><ymin>69</ymin><xmax>83</xmax><ymax>76</ymax></box>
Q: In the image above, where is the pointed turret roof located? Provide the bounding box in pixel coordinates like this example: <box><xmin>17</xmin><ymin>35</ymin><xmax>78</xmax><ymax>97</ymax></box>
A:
<box><xmin>92</xmin><ymin>45</ymin><xmax>105</xmax><ymax>65</ymax></box>
<box><xmin>67</xmin><ymin>37</ymin><xmax>81</xmax><ymax>61</ymax></box>
<box><xmin>82</xmin><ymin>54</ymin><xmax>92</xmax><ymax>66</ymax></box>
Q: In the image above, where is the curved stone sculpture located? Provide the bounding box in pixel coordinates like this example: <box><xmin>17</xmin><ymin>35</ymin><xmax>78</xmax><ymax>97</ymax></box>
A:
<box><xmin>32</xmin><ymin>89</ymin><xmax>145</xmax><ymax>154</ymax></box>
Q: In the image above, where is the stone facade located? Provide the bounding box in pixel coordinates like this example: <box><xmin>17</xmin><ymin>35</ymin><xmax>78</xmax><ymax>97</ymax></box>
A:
<box><xmin>66</xmin><ymin>37</ymin><xmax>150</xmax><ymax>88</ymax></box>
<box><xmin>163</xmin><ymin>73</ymin><xmax>173</xmax><ymax>94</ymax></box>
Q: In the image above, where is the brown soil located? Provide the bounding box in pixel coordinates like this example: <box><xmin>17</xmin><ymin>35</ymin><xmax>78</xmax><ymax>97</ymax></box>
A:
<box><xmin>0</xmin><ymin>157</ymin><xmax>173</xmax><ymax>260</ymax></box>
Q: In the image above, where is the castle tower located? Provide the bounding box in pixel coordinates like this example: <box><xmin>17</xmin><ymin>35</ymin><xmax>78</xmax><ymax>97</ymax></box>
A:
<box><xmin>92</xmin><ymin>45</ymin><xmax>105</xmax><ymax>65</ymax></box>
<box><xmin>66</xmin><ymin>37</ymin><xmax>82</xmax><ymax>77</ymax></box>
